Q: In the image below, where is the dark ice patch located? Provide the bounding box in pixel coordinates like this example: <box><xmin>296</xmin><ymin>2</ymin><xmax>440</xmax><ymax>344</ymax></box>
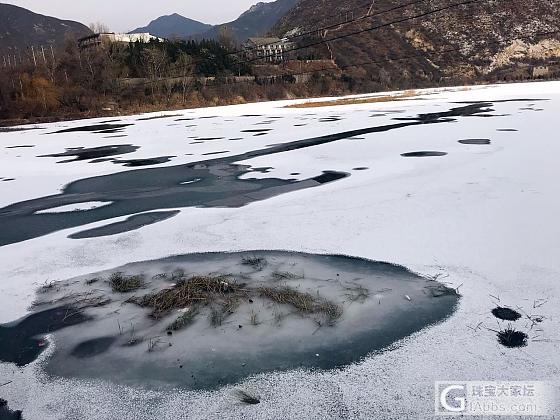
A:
<box><xmin>69</xmin><ymin>210</ymin><xmax>180</xmax><ymax>239</ymax></box>
<box><xmin>195</xmin><ymin>137</ymin><xmax>225</xmax><ymax>141</ymax></box>
<box><xmin>202</xmin><ymin>151</ymin><xmax>229</xmax><ymax>156</ymax></box>
<box><xmin>458</xmin><ymin>139</ymin><xmax>491</xmax><ymax>145</ymax></box>
<box><xmin>39</xmin><ymin>145</ymin><xmax>140</xmax><ymax>162</ymax></box>
<box><xmin>492</xmin><ymin>307</ymin><xmax>522</xmax><ymax>321</ymax></box>
<box><xmin>136</xmin><ymin>114</ymin><xmax>181</xmax><ymax>121</ymax></box>
<box><xmin>112</xmin><ymin>156</ymin><xmax>175</xmax><ymax>167</ymax></box>
<box><xmin>70</xmin><ymin>336</ymin><xmax>117</xmax><ymax>358</ymax></box>
<box><xmin>50</xmin><ymin>123</ymin><xmax>132</xmax><ymax>134</ymax></box>
<box><xmin>0</xmin><ymin>306</ymin><xmax>89</xmax><ymax>366</ymax></box>
<box><xmin>401</xmin><ymin>151</ymin><xmax>448</xmax><ymax>157</ymax></box>
<box><xmin>5</xmin><ymin>145</ymin><xmax>35</xmax><ymax>149</ymax></box>
<box><xmin>0</xmin><ymin>399</ymin><xmax>23</xmax><ymax>420</ymax></box>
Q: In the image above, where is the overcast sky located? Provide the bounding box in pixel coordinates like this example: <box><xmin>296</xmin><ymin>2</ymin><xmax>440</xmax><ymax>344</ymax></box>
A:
<box><xmin>3</xmin><ymin>0</ymin><xmax>273</xmax><ymax>32</ymax></box>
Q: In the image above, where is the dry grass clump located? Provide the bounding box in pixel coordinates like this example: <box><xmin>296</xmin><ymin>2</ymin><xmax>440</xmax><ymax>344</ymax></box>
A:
<box><xmin>109</xmin><ymin>272</ymin><xmax>144</xmax><ymax>293</ymax></box>
<box><xmin>136</xmin><ymin>275</ymin><xmax>241</xmax><ymax>318</ymax></box>
<box><xmin>285</xmin><ymin>90</ymin><xmax>417</xmax><ymax>109</ymax></box>
<box><xmin>232</xmin><ymin>389</ymin><xmax>260</xmax><ymax>405</ymax></box>
<box><xmin>241</xmin><ymin>256</ymin><xmax>268</xmax><ymax>270</ymax></box>
<box><xmin>258</xmin><ymin>286</ymin><xmax>342</xmax><ymax>325</ymax></box>
<box><xmin>271</xmin><ymin>270</ymin><xmax>303</xmax><ymax>281</ymax></box>
<box><xmin>167</xmin><ymin>307</ymin><xmax>200</xmax><ymax>331</ymax></box>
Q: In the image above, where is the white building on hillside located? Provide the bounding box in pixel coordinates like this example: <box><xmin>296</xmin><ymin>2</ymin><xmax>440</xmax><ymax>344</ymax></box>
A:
<box><xmin>78</xmin><ymin>33</ymin><xmax>163</xmax><ymax>49</ymax></box>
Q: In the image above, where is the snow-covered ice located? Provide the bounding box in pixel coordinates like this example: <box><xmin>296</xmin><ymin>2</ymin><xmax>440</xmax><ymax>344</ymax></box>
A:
<box><xmin>0</xmin><ymin>82</ymin><xmax>559</xmax><ymax>419</ymax></box>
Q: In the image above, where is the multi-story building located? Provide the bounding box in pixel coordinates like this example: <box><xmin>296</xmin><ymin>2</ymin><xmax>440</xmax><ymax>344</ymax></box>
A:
<box><xmin>243</xmin><ymin>37</ymin><xmax>291</xmax><ymax>63</ymax></box>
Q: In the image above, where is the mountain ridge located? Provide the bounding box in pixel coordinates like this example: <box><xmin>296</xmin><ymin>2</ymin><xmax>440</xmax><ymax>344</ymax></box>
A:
<box><xmin>0</xmin><ymin>3</ymin><xmax>91</xmax><ymax>51</ymax></box>
<box><xmin>129</xmin><ymin>13</ymin><xmax>212</xmax><ymax>39</ymax></box>
<box><xmin>200</xmin><ymin>0</ymin><xmax>300</xmax><ymax>41</ymax></box>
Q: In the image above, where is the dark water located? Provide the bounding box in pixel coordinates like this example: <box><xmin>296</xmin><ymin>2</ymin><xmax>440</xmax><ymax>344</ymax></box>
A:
<box><xmin>112</xmin><ymin>156</ymin><xmax>175</xmax><ymax>167</ymax></box>
<box><xmin>0</xmin><ymin>306</ymin><xmax>89</xmax><ymax>366</ymax></box>
<box><xmin>319</xmin><ymin>117</ymin><xmax>343</xmax><ymax>122</ymax></box>
<box><xmin>458</xmin><ymin>139</ymin><xmax>491</xmax><ymax>145</ymax></box>
<box><xmin>0</xmin><ymin>102</ymin><xmax>517</xmax><ymax>247</ymax></box>
<box><xmin>202</xmin><ymin>151</ymin><xmax>229</xmax><ymax>156</ymax></box>
<box><xmin>401</xmin><ymin>151</ymin><xmax>448</xmax><ymax>157</ymax></box>
<box><xmin>39</xmin><ymin>145</ymin><xmax>140</xmax><ymax>163</ymax></box>
<box><xmin>137</xmin><ymin>115</ymin><xmax>181</xmax><ymax>121</ymax></box>
<box><xmin>69</xmin><ymin>211</ymin><xmax>180</xmax><ymax>239</ymax></box>
<box><xmin>50</xmin><ymin>123</ymin><xmax>133</xmax><ymax>134</ymax></box>
<box><xmin>5</xmin><ymin>145</ymin><xmax>35</xmax><ymax>149</ymax></box>
<box><xmin>0</xmin><ymin>399</ymin><xmax>22</xmax><ymax>420</ymax></box>
<box><xmin>70</xmin><ymin>337</ymin><xmax>117</xmax><ymax>358</ymax></box>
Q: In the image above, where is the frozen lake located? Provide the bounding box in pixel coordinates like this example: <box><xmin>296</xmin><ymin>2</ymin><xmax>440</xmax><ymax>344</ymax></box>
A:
<box><xmin>0</xmin><ymin>82</ymin><xmax>559</xmax><ymax>418</ymax></box>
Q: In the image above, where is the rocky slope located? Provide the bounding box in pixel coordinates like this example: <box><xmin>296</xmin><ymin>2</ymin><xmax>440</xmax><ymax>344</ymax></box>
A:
<box><xmin>274</xmin><ymin>0</ymin><xmax>560</xmax><ymax>86</ymax></box>
<box><xmin>0</xmin><ymin>3</ymin><xmax>91</xmax><ymax>51</ymax></box>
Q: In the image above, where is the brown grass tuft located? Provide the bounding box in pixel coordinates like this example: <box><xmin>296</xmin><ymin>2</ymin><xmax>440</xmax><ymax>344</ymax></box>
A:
<box><xmin>136</xmin><ymin>275</ymin><xmax>239</xmax><ymax>318</ymax></box>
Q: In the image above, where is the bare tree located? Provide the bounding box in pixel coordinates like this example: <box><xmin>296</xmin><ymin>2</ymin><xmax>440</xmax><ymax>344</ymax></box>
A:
<box><xmin>176</xmin><ymin>52</ymin><xmax>194</xmax><ymax>104</ymax></box>
<box><xmin>141</xmin><ymin>47</ymin><xmax>169</xmax><ymax>96</ymax></box>
<box><xmin>218</xmin><ymin>26</ymin><xmax>235</xmax><ymax>50</ymax></box>
<box><xmin>89</xmin><ymin>22</ymin><xmax>110</xmax><ymax>34</ymax></box>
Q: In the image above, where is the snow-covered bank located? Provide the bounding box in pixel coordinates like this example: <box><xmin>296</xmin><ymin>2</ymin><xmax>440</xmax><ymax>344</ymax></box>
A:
<box><xmin>0</xmin><ymin>82</ymin><xmax>559</xmax><ymax>418</ymax></box>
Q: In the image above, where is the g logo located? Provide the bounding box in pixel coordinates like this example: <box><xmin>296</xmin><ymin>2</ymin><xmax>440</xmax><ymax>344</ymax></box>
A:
<box><xmin>440</xmin><ymin>385</ymin><xmax>466</xmax><ymax>412</ymax></box>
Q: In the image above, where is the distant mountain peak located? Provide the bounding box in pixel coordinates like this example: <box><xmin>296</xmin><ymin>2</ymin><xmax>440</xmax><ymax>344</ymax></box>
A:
<box><xmin>130</xmin><ymin>13</ymin><xmax>211</xmax><ymax>39</ymax></box>
<box><xmin>200</xmin><ymin>0</ymin><xmax>300</xmax><ymax>42</ymax></box>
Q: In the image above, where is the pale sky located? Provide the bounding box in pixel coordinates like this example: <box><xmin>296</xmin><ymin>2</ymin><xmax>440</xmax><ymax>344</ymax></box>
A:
<box><xmin>2</xmin><ymin>0</ymin><xmax>273</xmax><ymax>32</ymax></box>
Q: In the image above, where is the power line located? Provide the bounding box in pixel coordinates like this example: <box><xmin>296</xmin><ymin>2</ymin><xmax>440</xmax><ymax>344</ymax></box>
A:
<box><xmin>139</xmin><ymin>0</ymin><xmax>486</xmax><ymax>86</ymax></box>
<box><xmin>173</xmin><ymin>29</ymin><xmax>560</xmax><ymax>92</ymax></box>
<box><xmin>228</xmin><ymin>0</ymin><xmax>431</xmax><ymax>58</ymax></box>
<box><xmin>153</xmin><ymin>0</ymin><xmax>434</xmax><ymax>77</ymax></box>
<box><xmin>237</xmin><ymin>0</ymin><xmax>484</xmax><ymax>66</ymax></box>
